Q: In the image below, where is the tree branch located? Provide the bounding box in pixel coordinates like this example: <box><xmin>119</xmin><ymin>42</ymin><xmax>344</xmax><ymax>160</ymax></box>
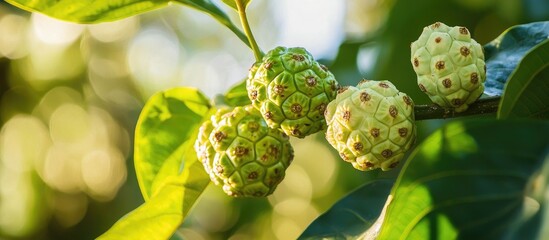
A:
<box><xmin>414</xmin><ymin>97</ymin><xmax>500</xmax><ymax>121</ymax></box>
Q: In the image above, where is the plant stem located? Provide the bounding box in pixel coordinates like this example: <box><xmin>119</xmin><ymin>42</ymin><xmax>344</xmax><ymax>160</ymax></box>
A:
<box><xmin>235</xmin><ymin>0</ymin><xmax>263</xmax><ymax>62</ymax></box>
<box><xmin>415</xmin><ymin>96</ymin><xmax>500</xmax><ymax>121</ymax></box>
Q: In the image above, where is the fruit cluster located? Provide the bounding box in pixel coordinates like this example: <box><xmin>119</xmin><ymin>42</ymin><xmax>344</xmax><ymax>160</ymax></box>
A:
<box><xmin>194</xmin><ymin>21</ymin><xmax>487</xmax><ymax>197</ymax></box>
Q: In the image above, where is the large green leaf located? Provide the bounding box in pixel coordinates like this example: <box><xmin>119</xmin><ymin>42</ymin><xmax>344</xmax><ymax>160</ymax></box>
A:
<box><xmin>98</xmin><ymin>156</ymin><xmax>210</xmax><ymax>239</ymax></box>
<box><xmin>375</xmin><ymin>120</ymin><xmax>549</xmax><ymax>239</ymax></box>
<box><xmin>134</xmin><ymin>87</ymin><xmax>211</xmax><ymax>200</ymax></box>
<box><xmin>4</xmin><ymin>0</ymin><xmax>250</xmax><ymax>47</ymax></box>
<box><xmin>98</xmin><ymin>87</ymin><xmax>213</xmax><ymax>239</ymax></box>
<box><xmin>498</xmin><ymin>39</ymin><xmax>549</xmax><ymax>119</ymax></box>
<box><xmin>299</xmin><ymin>179</ymin><xmax>394</xmax><ymax>239</ymax></box>
<box><xmin>483</xmin><ymin>21</ymin><xmax>549</xmax><ymax>96</ymax></box>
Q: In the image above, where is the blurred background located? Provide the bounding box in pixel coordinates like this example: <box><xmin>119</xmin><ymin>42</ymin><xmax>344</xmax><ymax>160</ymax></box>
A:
<box><xmin>0</xmin><ymin>0</ymin><xmax>547</xmax><ymax>239</ymax></box>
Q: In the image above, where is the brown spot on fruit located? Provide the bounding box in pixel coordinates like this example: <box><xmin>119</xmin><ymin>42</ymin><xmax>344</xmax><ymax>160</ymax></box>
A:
<box><xmin>215</xmin><ymin>165</ymin><xmax>224</xmax><ymax>174</ymax></box>
<box><xmin>460</xmin><ymin>46</ymin><xmax>470</xmax><ymax>57</ymax></box>
<box><xmin>264</xmin><ymin>112</ymin><xmax>273</xmax><ymax>120</ymax></box>
<box><xmin>214</xmin><ymin>131</ymin><xmax>226</xmax><ymax>142</ymax></box>
<box><xmin>291</xmin><ymin>103</ymin><xmax>303</xmax><ymax>114</ymax></box>
<box><xmin>248</xmin><ymin>171</ymin><xmax>258</xmax><ymax>180</ymax></box>
<box><xmin>432</xmin><ymin>22</ymin><xmax>441</xmax><ymax>28</ymax></box>
<box><xmin>291</xmin><ymin>128</ymin><xmax>301</xmax><ymax>136</ymax></box>
<box><xmin>248</xmin><ymin>122</ymin><xmax>259</xmax><ymax>132</ymax></box>
<box><xmin>338</xmin><ymin>86</ymin><xmax>349</xmax><ymax>94</ymax></box>
<box><xmin>353</xmin><ymin>142</ymin><xmax>363</xmax><ymax>151</ymax></box>
<box><xmin>274</xmin><ymin>85</ymin><xmax>285</xmax><ymax>95</ymax></box>
<box><xmin>442</xmin><ymin>78</ymin><xmax>452</xmax><ymax>88</ymax></box>
<box><xmin>403</xmin><ymin>96</ymin><xmax>413</xmax><ymax>106</ymax></box>
<box><xmin>317</xmin><ymin>103</ymin><xmax>327</xmax><ymax>115</ymax></box>
<box><xmin>306</xmin><ymin>76</ymin><xmax>317</xmax><ymax>87</ymax></box>
<box><xmin>360</xmin><ymin>91</ymin><xmax>371</xmax><ymax>102</ymax></box>
<box><xmin>264</xmin><ymin>61</ymin><xmax>273</xmax><ymax>70</ymax></box>
<box><xmin>389</xmin><ymin>105</ymin><xmax>398</xmax><ymax>118</ymax></box>
<box><xmin>339</xmin><ymin>152</ymin><xmax>349</xmax><ymax>161</ymax></box>
<box><xmin>419</xmin><ymin>84</ymin><xmax>427</xmax><ymax>92</ymax></box>
<box><xmin>292</xmin><ymin>54</ymin><xmax>305</xmax><ymax>61</ymax></box>
<box><xmin>267</xmin><ymin>145</ymin><xmax>279</xmax><ymax>159</ymax></box>
<box><xmin>452</xmin><ymin>98</ymin><xmax>462</xmax><ymax>106</ymax></box>
<box><xmin>234</xmin><ymin>146</ymin><xmax>249</xmax><ymax>157</ymax></box>
<box><xmin>370</xmin><ymin>128</ymin><xmax>380</xmax><ymax>138</ymax></box>
<box><xmin>365</xmin><ymin>162</ymin><xmax>374</xmax><ymax>168</ymax></box>
<box><xmin>435</xmin><ymin>61</ymin><xmax>445</xmax><ymax>70</ymax></box>
<box><xmin>250</xmin><ymin>90</ymin><xmax>258</xmax><ymax>100</ymax></box>
<box><xmin>389</xmin><ymin>161</ymin><xmax>400</xmax><ymax>168</ymax></box>
<box><xmin>381</xmin><ymin>149</ymin><xmax>393</xmax><ymax>158</ymax></box>
<box><xmin>470</xmin><ymin>73</ymin><xmax>479</xmax><ymax>84</ymax></box>
<box><xmin>398</xmin><ymin>128</ymin><xmax>408</xmax><ymax>137</ymax></box>
<box><xmin>358</xmin><ymin>79</ymin><xmax>370</xmax><ymax>85</ymax></box>
<box><xmin>379</xmin><ymin>82</ymin><xmax>390</xmax><ymax>88</ymax></box>
<box><xmin>459</xmin><ymin>27</ymin><xmax>469</xmax><ymax>35</ymax></box>
<box><xmin>413</xmin><ymin>58</ymin><xmax>419</xmax><ymax>67</ymax></box>
<box><xmin>320</xmin><ymin>64</ymin><xmax>328</xmax><ymax>71</ymax></box>
<box><xmin>342</xmin><ymin>110</ymin><xmax>351</xmax><ymax>121</ymax></box>
<box><xmin>435</xmin><ymin>37</ymin><xmax>442</xmax><ymax>43</ymax></box>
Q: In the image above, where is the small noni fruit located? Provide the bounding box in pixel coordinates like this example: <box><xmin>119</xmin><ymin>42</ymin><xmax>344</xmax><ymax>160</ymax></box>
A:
<box><xmin>325</xmin><ymin>80</ymin><xmax>416</xmax><ymax>171</ymax></box>
<box><xmin>194</xmin><ymin>105</ymin><xmax>294</xmax><ymax>197</ymax></box>
<box><xmin>247</xmin><ymin>46</ymin><xmax>339</xmax><ymax>138</ymax></box>
<box><xmin>411</xmin><ymin>22</ymin><xmax>486</xmax><ymax>112</ymax></box>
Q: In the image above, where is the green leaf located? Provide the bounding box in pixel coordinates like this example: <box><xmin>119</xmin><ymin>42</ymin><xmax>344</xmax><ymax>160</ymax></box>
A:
<box><xmin>98</xmin><ymin>156</ymin><xmax>211</xmax><ymax>239</ymax></box>
<box><xmin>299</xmin><ymin>179</ymin><xmax>394</xmax><ymax>239</ymax></box>
<box><xmin>134</xmin><ymin>87</ymin><xmax>210</xmax><ymax>201</ymax></box>
<box><xmin>498</xmin><ymin>39</ymin><xmax>549</xmax><ymax>119</ymax></box>
<box><xmin>483</xmin><ymin>21</ymin><xmax>549</xmax><ymax>96</ymax></box>
<box><xmin>222</xmin><ymin>79</ymin><xmax>252</xmax><ymax>107</ymax></box>
<box><xmin>376</xmin><ymin>120</ymin><xmax>549</xmax><ymax>239</ymax></box>
<box><xmin>4</xmin><ymin>0</ymin><xmax>251</xmax><ymax>48</ymax></box>
<box><xmin>221</xmin><ymin>0</ymin><xmax>252</xmax><ymax>11</ymax></box>
<box><xmin>99</xmin><ymin>87</ymin><xmax>213</xmax><ymax>239</ymax></box>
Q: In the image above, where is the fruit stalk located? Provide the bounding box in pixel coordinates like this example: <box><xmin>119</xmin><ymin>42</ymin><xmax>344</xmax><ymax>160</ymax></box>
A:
<box><xmin>414</xmin><ymin>96</ymin><xmax>500</xmax><ymax>120</ymax></box>
<box><xmin>235</xmin><ymin>0</ymin><xmax>263</xmax><ymax>61</ymax></box>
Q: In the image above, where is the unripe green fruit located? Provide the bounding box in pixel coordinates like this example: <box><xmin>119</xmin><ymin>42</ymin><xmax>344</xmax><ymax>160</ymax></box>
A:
<box><xmin>194</xmin><ymin>105</ymin><xmax>294</xmax><ymax>197</ymax></box>
<box><xmin>247</xmin><ymin>46</ymin><xmax>339</xmax><ymax>138</ymax></box>
<box><xmin>411</xmin><ymin>22</ymin><xmax>486</xmax><ymax>112</ymax></box>
<box><xmin>325</xmin><ymin>80</ymin><xmax>416</xmax><ymax>171</ymax></box>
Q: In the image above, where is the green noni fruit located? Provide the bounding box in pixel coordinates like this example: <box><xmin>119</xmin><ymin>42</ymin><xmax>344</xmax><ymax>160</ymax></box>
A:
<box><xmin>411</xmin><ymin>22</ymin><xmax>486</xmax><ymax>112</ymax></box>
<box><xmin>247</xmin><ymin>46</ymin><xmax>339</xmax><ymax>138</ymax></box>
<box><xmin>325</xmin><ymin>80</ymin><xmax>416</xmax><ymax>171</ymax></box>
<box><xmin>194</xmin><ymin>105</ymin><xmax>294</xmax><ymax>197</ymax></box>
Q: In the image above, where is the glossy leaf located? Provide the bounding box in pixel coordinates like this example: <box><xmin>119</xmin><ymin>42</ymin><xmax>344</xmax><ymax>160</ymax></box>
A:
<box><xmin>99</xmin><ymin>87</ymin><xmax>213</xmax><ymax>239</ymax></box>
<box><xmin>98</xmin><ymin>156</ymin><xmax>211</xmax><ymax>239</ymax></box>
<box><xmin>299</xmin><ymin>179</ymin><xmax>394</xmax><ymax>239</ymax></box>
<box><xmin>134</xmin><ymin>87</ymin><xmax>211</xmax><ymax>201</ymax></box>
<box><xmin>221</xmin><ymin>0</ymin><xmax>252</xmax><ymax>11</ymax></box>
<box><xmin>498</xmin><ymin>39</ymin><xmax>549</xmax><ymax>119</ymax></box>
<box><xmin>222</xmin><ymin>79</ymin><xmax>252</xmax><ymax>107</ymax></box>
<box><xmin>4</xmin><ymin>0</ymin><xmax>251</xmax><ymax>48</ymax></box>
<box><xmin>483</xmin><ymin>21</ymin><xmax>549</xmax><ymax>96</ymax></box>
<box><xmin>376</xmin><ymin>120</ymin><xmax>549</xmax><ymax>239</ymax></box>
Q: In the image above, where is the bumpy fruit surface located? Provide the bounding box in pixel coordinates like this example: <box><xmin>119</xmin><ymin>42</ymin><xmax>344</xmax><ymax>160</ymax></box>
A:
<box><xmin>325</xmin><ymin>80</ymin><xmax>416</xmax><ymax>171</ymax></box>
<box><xmin>247</xmin><ymin>46</ymin><xmax>339</xmax><ymax>138</ymax></box>
<box><xmin>194</xmin><ymin>105</ymin><xmax>294</xmax><ymax>197</ymax></box>
<box><xmin>411</xmin><ymin>22</ymin><xmax>486</xmax><ymax>112</ymax></box>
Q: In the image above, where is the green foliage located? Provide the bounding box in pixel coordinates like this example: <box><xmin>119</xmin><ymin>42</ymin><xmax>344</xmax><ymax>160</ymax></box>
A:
<box><xmin>498</xmin><ymin>39</ymin><xmax>549</xmax><ymax>119</ymax></box>
<box><xmin>134</xmin><ymin>87</ymin><xmax>211</xmax><ymax>200</ymax></box>
<box><xmin>376</xmin><ymin>120</ymin><xmax>549</xmax><ymax>239</ymax></box>
<box><xmin>484</xmin><ymin>21</ymin><xmax>549</xmax><ymax>96</ymax></box>
<box><xmin>98</xmin><ymin>88</ymin><xmax>213</xmax><ymax>239</ymax></box>
<box><xmin>4</xmin><ymin>0</ymin><xmax>251</xmax><ymax>47</ymax></box>
<box><xmin>299</xmin><ymin>179</ymin><xmax>394</xmax><ymax>239</ymax></box>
